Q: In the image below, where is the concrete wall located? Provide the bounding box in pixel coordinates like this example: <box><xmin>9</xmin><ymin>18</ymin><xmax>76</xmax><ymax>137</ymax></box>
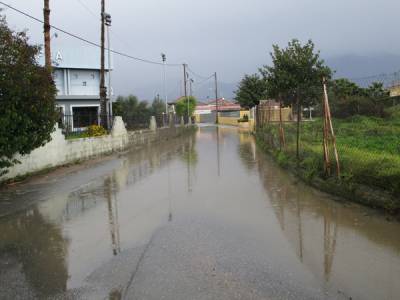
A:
<box><xmin>218</xmin><ymin>110</ymin><xmax>255</xmax><ymax>128</ymax></box>
<box><xmin>257</xmin><ymin>107</ymin><xmax>292</xmax><ymax>124</ymax></box>
<box><xmin>1</xmin><ymin>117</ymin><xmax>193</xmax><ymax>182</ymax></box>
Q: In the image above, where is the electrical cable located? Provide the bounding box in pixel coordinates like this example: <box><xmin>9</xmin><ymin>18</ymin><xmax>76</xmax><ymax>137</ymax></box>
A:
<box><xmin>187</xmin><ymin>65</ymin><xmax>212</xmax><ymax>80</ymax></box>
<box><xmin>0</xmin><ymin>1</ymin><xmax>181</xmax><ymax>67</ymax></box>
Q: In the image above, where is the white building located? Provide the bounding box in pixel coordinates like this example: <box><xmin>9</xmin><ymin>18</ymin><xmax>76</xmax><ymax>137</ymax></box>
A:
<box><xmin>40</xmin><ymin>46</ymin><xmax>113</xmax><ymax>129</ymax></box>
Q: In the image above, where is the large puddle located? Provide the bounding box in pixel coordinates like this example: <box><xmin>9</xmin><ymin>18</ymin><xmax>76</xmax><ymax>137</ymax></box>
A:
<box><xmin>0</xmin><ymin>126</ymin><xmax>399</xmax><ymax>299</ymax></box>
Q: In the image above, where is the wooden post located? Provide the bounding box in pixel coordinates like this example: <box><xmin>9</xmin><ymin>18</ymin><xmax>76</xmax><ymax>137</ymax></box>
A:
<box><xmin>43</xmin><ymin>0</ymin><xmax>51</xmax><ymax>69</ymax></box>
<box><xmin>322</xmin><ymin>86</ymin><xmax>331</xmax><ymax>175</ymax></box>
<box><xmin>183</xmin><ymin>64</ymin><xmax>189</xmax><ymax>123</ymax></box>
<box><xmin>214</xmin><ymin>72</ymin><xmax>219</xmax><ymax>124</ymax></box>
<box><xmin>100</xmin><ymin>0</ymin><xmax>108</xmax><ymax>129</ymax></box>
<box><xmin>323</xmin><ymin>79</ymin><xmax>341</xmax><ymax>178</ymax></box>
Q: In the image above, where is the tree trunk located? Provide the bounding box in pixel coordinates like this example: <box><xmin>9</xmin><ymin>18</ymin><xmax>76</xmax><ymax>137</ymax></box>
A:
<box><xmin>279</xmin><ymin>97</ymin><xmax>286</xmax><ymax>151</ymax></box>
<box><xmin>296</xmin><ymin>96</ymin><xmax>301</xmax><ymax>160</ymax></box>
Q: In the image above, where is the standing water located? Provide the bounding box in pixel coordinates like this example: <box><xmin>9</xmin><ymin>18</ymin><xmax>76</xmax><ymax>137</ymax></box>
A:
<box><xmin>0</xmin><ymin>126</ymin><xmax>399</xmax><ymax>299</ymax></box>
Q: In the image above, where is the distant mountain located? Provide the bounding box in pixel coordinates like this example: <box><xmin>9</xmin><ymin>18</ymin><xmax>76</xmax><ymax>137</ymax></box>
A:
<box><xmin>325</xmin><ymin>54</ymin><xmax>400</xmax><ymax>79</ymax></box>
<box><xmin>192</xmin><ymin>81</ymin><xmax>237</xmax><ymax>101</ymax></box>
<box><xmin>112</xmin><ymin>73</ymin><xmax>237</xmax><ymax>102</ymax></box>
<box><xmin>114</xmin><ymin>54</ymin><xmax>400</xmax><ymax>99</ymax></box>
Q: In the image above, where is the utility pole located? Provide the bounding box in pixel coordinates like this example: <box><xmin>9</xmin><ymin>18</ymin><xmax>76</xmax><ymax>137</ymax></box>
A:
<box><xmin>43</xmin><ymin>0</ymin><xmax>51</xmax><ymax>69</ymax></box>
<box><xmin>183</xmin><ymin>64</ymin><xmax>189</xmax><ymax>124</ymax></box>
<box><xmin>100</xmin><ymin>0</ymin><xmax>108</xmax><ymax>129</ymax></box>
<box><xmin>189</xmin><ymin>79</ymin><xmax>194</xmax><ymax>97</ymax></box>
<box><xmin>214</xmin><ymin>72</ymin><xmax>219</xmax><ymax>124</ymax></box>
<box><xmin>161</xmin><ymin>53</ymin><xmax>168</xmax><ymax>115</ymax></box>
<box><xmin>105</xmin><ymin>13</ymin><xmax>112</xmax><ymax>127</ymax></box>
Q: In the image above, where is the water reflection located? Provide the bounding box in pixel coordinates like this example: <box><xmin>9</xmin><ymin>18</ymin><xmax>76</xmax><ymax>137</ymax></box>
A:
<box><xmin>0</xmin><ymin>209</ymin><xmax>68</xmax><ymax>298</ymax></box>
<box><xmin>104</xmin><ymin>176</ymin><xmax>121</xmax><ymax>256</ymax></box>
<box><xmin>216</xmin><ymin>126</ymin><xmax>221</xmax><ymax>176</ymax></box>
<box><xmin>237</xmin><ymin>133</ymin><xmax>400</xmax><ymax>300</ymax></box>
<box><xmin>0</xmin><ymin>132</ymin><xmax>197</xmax><ymax>297</ymax></box>
<box><xmin>180</xmin><ymin>133</ymin><xmax>198</xmax><ymax>193</ymax></box>
<box><xmin>1</xmin><ymin>127</ymin><xmax>399</xmax><ymax>300</ymax></box>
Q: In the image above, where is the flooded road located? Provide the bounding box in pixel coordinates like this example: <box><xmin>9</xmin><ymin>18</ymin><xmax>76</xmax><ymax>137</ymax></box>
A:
<box><xmin>0</xmin><ymin>126</ymin><xmax>400</xmax><ymax>299</ymax></box>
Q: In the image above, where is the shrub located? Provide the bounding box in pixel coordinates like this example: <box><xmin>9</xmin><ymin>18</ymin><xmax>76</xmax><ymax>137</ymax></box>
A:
<box><xmin>175</xmin><ymin>96</ymin><xmax>197</xmax><ymax>118</ymax></box>
<box><xmin>0</xmin><ymin>15</ymin><xmax>57</xmax><ymax>175</ymax></box>
<box><xmin>238</xmin><ymin>114</ymin><xmax>249</xmax><ymax>123</ymax></box>
<box><xmin>85</xmin><ymin>125</ymin><xmax>107</xmax><ymax>137</ymax></box>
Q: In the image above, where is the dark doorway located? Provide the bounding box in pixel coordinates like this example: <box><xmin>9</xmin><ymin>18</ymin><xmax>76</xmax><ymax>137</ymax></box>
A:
<box><xmin>72</xmin><ymin>106</ymin><xmax>99</xmax><ymax>129</ymax></box>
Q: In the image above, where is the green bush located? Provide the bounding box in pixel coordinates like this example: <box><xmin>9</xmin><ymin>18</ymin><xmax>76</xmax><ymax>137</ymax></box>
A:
<box><xmin>85</xmin><ymin>125</ymin><xmax>107</xmax><ymax>137</ymax></box>
<box><xmin>0</xmin><ymin>15</ymin><xmax>57</xmax><ymax>175</ymax></box>
<box><xmin>257</xmin><ymin>116</ymin><xmax>400</xmax><ymax>211</ymax></box>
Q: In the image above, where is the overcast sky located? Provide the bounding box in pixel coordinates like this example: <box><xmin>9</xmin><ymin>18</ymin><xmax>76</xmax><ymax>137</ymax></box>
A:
<box><xmin>2</xmin><ymin>0</ymin><xmax>400</xmax><ymax>99</ymax></box>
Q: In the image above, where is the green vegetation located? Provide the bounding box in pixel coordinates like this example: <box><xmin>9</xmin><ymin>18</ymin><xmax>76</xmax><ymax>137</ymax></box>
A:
<box><xmin>234</xmin><ymin>74</ymin><xmax>266</xmax><ymax>109</ymax></box>
<box><xmin>113</xmin><ymin>95</ymin><xmax>165</xmax><ymax>129</ymax></box>
<box><xmin>259</xmin><ymin>39</ymin><xmax>331</xmax><ymax>158</ymax></box>
<box><xmin>239</xmin><ymin>38</ymin><xmax>400</xmax><ymax>213</ymax></box>
<box><xmin>175</xmin><ymin>96</ymin><xmax>197</xmax><ymax>118</ymax></box>
<box><xmin>326</xmin><ymin>79</ymin><xmax>391</xmax><ymax>118</ymax></box>
<box><xmin>85</xmin><ymin>125</ymin><xmax>107</xmax><ymax>137</ymax></box>
<box><xmin>0</xmin><ymin>15</ymin><xmax>57</xmax><ymax>176</ymax></box>
<box><xmin>257</xmin><ymin>115</ymin><xmax>400</xmax><ymax>213</ymax></box>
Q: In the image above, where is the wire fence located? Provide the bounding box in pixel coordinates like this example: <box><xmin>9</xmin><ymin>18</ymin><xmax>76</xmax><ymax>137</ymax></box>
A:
<box><xmin>59</xmin><ymin>113</ymin><xmax>188</xmax><ymax>138</ymax></box>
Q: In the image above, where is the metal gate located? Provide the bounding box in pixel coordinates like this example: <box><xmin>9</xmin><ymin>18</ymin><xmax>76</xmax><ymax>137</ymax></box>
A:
<box><xmin>199</xmin><ymin>112</ymin><xmax>216</xmax><ymax>123</ymax></box>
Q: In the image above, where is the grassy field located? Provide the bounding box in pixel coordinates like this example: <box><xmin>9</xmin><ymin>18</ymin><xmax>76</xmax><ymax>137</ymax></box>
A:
<box><xmin>256</xmin><ymin>115</ymin><xmax>400</xmax><ymax>213</ymax></box>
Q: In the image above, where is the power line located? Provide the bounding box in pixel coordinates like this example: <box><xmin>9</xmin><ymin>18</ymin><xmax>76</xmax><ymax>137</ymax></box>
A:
<box><xmin>76</xmin><ymin>0</ymin><xmax>97</xmax><ymax>19</ymax></box>
<box><xmin>74</xmin><ymin>0</ymin><xmax>168</xmax><ymax>68</ymax></box>
<box><xmin>0</xmin><ymin>1</ymin><xmax>181</xmax><ymax>67</ymax></box>
<box><xmin>187</xmin><ymin>66</ymin><xmax>212</xmax><ymax>80</ymax></box>
<box><xmin>193</xmin><ymin>74</ymin><xmax>214</xmax><ymax>88</ymax></box>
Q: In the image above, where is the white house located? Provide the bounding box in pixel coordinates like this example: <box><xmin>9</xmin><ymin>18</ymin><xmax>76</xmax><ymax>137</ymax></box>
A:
<box><xmin>39</xmin><ymin>46</ymin><xmax>113</xmax><ymax>129</ymax></box>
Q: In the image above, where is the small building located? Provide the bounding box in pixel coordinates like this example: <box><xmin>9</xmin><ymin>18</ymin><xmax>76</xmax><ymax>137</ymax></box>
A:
<box><xmin>257</xmin><ymin>100</ymin><xmax>292</xmax><ymax>123</ymax></box>
<box><xmin>195</xmin><ymin>98</ymin><xmax>241</xmax><ymax>123</ymax></box>
<box><xmin>40</xmin><ymin>46</ymin><xmax>113</xmax><ymax>130</ymax></box>
<box><xmin>389</xmin><ymin>84</ymin><xmax>400</xmax><ymax>98</ymax></box>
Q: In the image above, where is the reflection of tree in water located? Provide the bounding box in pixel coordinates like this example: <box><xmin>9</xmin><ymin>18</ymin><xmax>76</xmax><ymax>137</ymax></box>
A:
<box><xmin>254</xmin><ymin>148</ymin><xmax>339</xmax><ymax>282</ymax></box>
<box><xmin>180</xmin><ymin>134</ymin><xmax>198</xmax><ymax>167</ymax></box>
<box><xmin>180</xmin><ymin>134</ymin><xmax>198</xmax><ymax>193</ymax></box>
<box><xmin>0</xmin><ymin>209</ymin><xmax>68</xmax><ymax>298</ymax></box>
<box><xmin>237</xmin><ymin>133</ymin><xmax>257</xmax><ymax>171</ymax></box>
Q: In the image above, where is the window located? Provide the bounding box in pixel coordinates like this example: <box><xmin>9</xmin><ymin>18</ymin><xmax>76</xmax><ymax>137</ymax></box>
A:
<box><xmin>91</xmin><ymin>73</ymin><xmax>95</xmax><ymax>79</ymax></box>
<box><xmin>72</xmin><ymin>106</ymin><xmax>99</xmax><ymax>128</ymax></box>
<box><xmin>82</xmin><ymin>81</ymin><xmax>87</xmax><ymax>86</ymax></box>
<box><xmin>74</xmin><ymin>73</ymin><xmax>78</xmax><ymax>79</ymax></box>
<box><xmin>220</xmin><ymin>111</ymin><xmax>240</xmax><ymax>118</ymax></box>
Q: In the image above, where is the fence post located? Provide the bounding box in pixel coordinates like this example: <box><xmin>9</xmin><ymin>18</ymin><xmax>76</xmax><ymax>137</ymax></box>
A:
<box><xmin>323</xmin><ymin>79</ymin><xmax>341</xmax><ymax>178</ymax></box>
<box><xmin>149</xmin><ymin>116</ymin><xmax>157</xmax><ymax>131</ymax></box>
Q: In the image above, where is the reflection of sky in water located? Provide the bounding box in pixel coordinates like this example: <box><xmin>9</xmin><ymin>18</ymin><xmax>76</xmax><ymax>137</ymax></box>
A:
<box><xmin>0</xmin><ymin>126</ymin><xmax>399</xmax><ymax>300</ymax></box>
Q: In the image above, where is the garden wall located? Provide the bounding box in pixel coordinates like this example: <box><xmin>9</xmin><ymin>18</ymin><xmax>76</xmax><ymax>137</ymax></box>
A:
<box><xmin>1</xmin><ymin>117</ymin><xmax>194</xmax><ymax>182</ymax></box>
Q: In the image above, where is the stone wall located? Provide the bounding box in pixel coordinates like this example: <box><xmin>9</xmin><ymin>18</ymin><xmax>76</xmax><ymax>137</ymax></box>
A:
<box><xmin>1</xmin><ymin>117</ymin><xmax>193</xmax><ymax>182</ymax></box>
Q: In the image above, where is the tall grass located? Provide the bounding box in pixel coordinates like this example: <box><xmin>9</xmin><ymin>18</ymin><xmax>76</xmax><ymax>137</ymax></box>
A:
<box><xmin>257</xmin><ymin>116</ymin><xmax>400</xmax><ymax>212</ymax></box>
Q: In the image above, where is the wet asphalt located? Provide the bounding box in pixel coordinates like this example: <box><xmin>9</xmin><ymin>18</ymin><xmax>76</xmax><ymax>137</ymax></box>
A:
<box><xmin>1</xmin><ymin>125</ymin><xmax>399</xmax><ymax>300</ymax></box>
